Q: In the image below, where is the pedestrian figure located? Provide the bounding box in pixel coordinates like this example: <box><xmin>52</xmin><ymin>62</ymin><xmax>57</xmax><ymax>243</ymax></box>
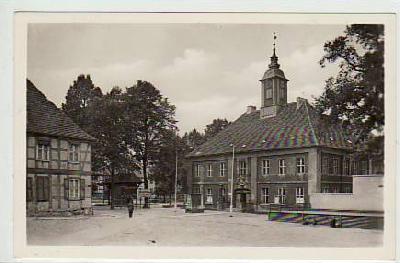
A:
<box><xmin>127</xmin><ymin>195</ymin><xmax>134</xmax><ymax>218</ymax></box>
<box><xmin>330</xmin><ymin>218</ymin><xmax>336</xmax><ymax>228</ymax></box>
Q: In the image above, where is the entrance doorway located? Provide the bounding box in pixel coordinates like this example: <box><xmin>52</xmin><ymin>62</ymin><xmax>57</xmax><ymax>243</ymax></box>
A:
<box><xmin>234</xmin><ymin>187</ymin><xmax>251</xmax><ymax>212</ymax></box>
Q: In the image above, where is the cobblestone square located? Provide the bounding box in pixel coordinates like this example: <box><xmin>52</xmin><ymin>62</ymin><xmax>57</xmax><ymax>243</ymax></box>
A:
<box><xmin>27</xmin><ymin>206</ymin><xmax>383</xmax><ymax>247</ymax></box>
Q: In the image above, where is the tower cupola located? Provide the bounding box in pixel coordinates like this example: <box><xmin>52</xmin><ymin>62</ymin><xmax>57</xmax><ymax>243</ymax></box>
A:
<box><xmin>260</xmin><ymin>33</ymin><xmax>289</xmax><ymax>118</ymax></box>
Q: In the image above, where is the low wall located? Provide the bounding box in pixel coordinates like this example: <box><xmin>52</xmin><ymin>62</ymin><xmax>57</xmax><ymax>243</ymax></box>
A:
<box><xmin>310</xmin><ymin>175</ymin><xmax>384</xmax><ymax>212</ymax></box>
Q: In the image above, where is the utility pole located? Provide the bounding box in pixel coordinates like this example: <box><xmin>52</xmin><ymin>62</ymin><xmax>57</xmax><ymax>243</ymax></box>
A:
<box><xmin>174</xmin><ymin>148</ymin><xmax>178</xmax><ymax>210</ymax></box>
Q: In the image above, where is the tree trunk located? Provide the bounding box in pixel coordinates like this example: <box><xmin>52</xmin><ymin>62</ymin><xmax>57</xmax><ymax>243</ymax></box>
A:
<box><xmin>142</xmin><ymin>154</ymin><xmax>150</xmax><ymax>209</ymax></box>
<box><xmin>110</xmin><ymin>165</ymin><xmax>115</xmax><ymax>210</ymax></box>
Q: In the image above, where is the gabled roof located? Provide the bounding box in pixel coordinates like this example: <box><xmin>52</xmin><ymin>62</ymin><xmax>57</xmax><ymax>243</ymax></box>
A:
<box><xmin>27</xmin><ymin>79</ymin><xmax>96</xmax><ymax>141</ymax></box>
<box><xmin>187</xmin><ymin>101</ymin><xmax>353</xmax><ymax>158</ymax></box>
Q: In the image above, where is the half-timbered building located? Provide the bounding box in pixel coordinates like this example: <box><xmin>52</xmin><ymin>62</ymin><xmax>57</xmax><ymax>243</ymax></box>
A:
<box><xmin>26</xmin><ymin>80</ymin><xmax>95</xmax><ymax>216</ymax></box>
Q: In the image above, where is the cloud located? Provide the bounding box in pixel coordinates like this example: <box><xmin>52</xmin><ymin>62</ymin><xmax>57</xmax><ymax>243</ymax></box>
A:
<box><xmin>28</xmin><ymin>37</ymin><xmax>340</xmax><ymax>135</ymax></box>
<box><xmin>154</xmin><ymin>49</ymin><xmax>267</xmax><ymax>132</ymax></box>
<box><xmin>281</xmin><ymin>44</ymin><xmax>339</xmax><ymax>103</ymax></box>
<box><xmin>157</xmin><ymin>48</ymin><xmax>221</xmax><ymax>101</ymax></box>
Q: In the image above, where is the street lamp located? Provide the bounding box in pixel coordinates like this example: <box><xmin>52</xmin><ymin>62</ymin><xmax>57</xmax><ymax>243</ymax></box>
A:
<box><xmin>174</xmin><ymin>127</ymin><xmax>180</xmax><ymax>211</ymax></box>
<box><xmin>229</xmin><ymin>144</ymin><xmax>235</xmax><ymax>213</ymax></box>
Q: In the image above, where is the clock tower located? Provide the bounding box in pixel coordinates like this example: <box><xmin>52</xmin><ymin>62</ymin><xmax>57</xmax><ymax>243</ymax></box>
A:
<box><xmin>260</xmin><ymin>34</ymin><xmax>288</xmax><ymax>118</ymax></box>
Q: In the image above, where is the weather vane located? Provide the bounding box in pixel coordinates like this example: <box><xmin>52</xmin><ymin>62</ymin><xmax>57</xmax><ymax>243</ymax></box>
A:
<box><xmin>273</xmin><ymin>32</ymin><xmax>277</xmax><ymax>50</ymax></box>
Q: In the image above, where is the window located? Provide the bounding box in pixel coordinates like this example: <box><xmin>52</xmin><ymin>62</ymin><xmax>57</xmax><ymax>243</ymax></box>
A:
<box><xmin>296</xmin><ymin>187</ymin><xmax>305</xmax><ymax>204</ymax></box>
<box><xmin>261</xmin><ymin>187</ymin><xmax>269</xmax><ymax>204</ymax></box>
<box><xmin>296</xmin><ymin>157</ymin><xmax>306</xmax><ymax>174</ymax></box>
<box><xmin>344</xmin><ymin>159</ymin><xmax>350</xmax><ymax>175</ymax></box>
<box><xmin>207</xmin><ymin>164</ymin><xmax>213</xmax><ymax>177</ymax></box>
<box><xmin>206</xmin><ymin>188</ymin><xmax>213</xmax><ymax>204</ymax></box>
<box><xmin>261</xmin><ymin>159</ymin><xmax>270</xmax><ymax>176</ymax></box>
<box><xmin>322</xmin><ymin>157</ymin><xmax>329</xmax><ymax>174</ymax></box>
<box><xmin>68</xmin><ymin>179</ymin><xmax>80</xmax><ymax>200</ymax></box>
<box><xmin>239</xmin><ymin>160</ymin><xmax>247</xmax><ymax>176</ymax></box>
<box><xmin>36</xmin><ymin>176</ymin><xmax>49</xmax><ymax>202</ymax></box>
<box><xmin>36</xmin><ymin>143</ymin><xmax>50</xmax><ymax>161</ymax></box>
<box><xmin>332</xmin><ymin>158</ymin><xmax>339</xmax><ymax>174</ymax></box>
<box><xmin>195</xmin><ymin>164</ymin><xmax>201</xmax><ymax>177</ymax></box>
<box><xmin>343</xmin><ymin>185</ymin><xmax>352</xmax><ymax>193</ymax></box>
<box><xmin>26</xmin><ymin>177</ymin><xmax>33</xmax><ymax>202</ymax></box>
<box><xmin>219</xmin><ymin>162</ymin><xmax>226</xmax><ymax>177</ymax></box>
<box><xmin>278</xmin><ymin>159</ymin><xmax>286</xmax><ymax>175</ymax></box>
<box><xmin>280</xmin><ymin>86</ymin><xmax>286</xmax><ymax>100</ymax></box>
<box><xmin>265</xmin><ymin>88</ymin><xmax>272</xmax><ymax>99</ymax></box>
<box><xmin>275</xmin><ymin>188</ymin><xmax>286</xmax><ymax>204</ymax></box>
<box><xmin>328</xmin><ymin>158</ymin><xmax>333</xmax><ymax>174</ymax></box>
<box><xmin>69</xmin><ymin>143</ymin><xmax>80</xmax><ymax>162</ymax></box>
<box><xmin>352</xmin><ymin>160</ymin><xmax>359</xmax><ymax>175</ymax></box>
<box><xmin>192</xmin><ymin>186</ymin><xmax>200</xmax><ymax>194</ymax></box>
<box><xmin>361</xmin><ymin>160</ymin><xmax>369</xmax><ymax>175</ymax></box>
<box><xmin>322</xmin><ymin>187</ymin><xmax>329</xmax><ymax>193</ymax></box>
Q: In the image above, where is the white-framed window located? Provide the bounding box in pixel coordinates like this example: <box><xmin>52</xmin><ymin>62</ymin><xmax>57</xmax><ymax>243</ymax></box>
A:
<box><xmin>195</xmin><ymin>164</ymin><xmax>201</xmax><ymax>177</ymax></box>
<box><xmin>36</xmin><ymin>143</ymin><xmax>50</xmax><ymax>161</ymax></box>
<box><xmin>296</xmin><ymin>157</ymin><xmax>306</xmax><ymax>174</ymax></box>
<box><xmin>343</xmin><ymin>185</ymin><xmax>352</xmax><ymax>193</ymax></box>
<box><xmin>296</xmin><ymin>187</ymin><xmax>305</xmax><ymax>204</ymax></box>
<box><xmin>321</xmin><ymin>186</ymin><xmax>330</xmax><ymax>193</ymax></box>
<box><xmin>219</xmin><ymin>162</ymin><xmax>226</xmax><ymax>177</ymax></box>
<box><xmin>261</xmin><ymin>187</ymin><xmax>269</xmax><ymax>204</ymax></box>
<box><xmin>275</xmin><ymin>187</ymin><xmax>286</xmax><ymax>204</ymax></box>
<box><xmin>278</xmin><ymin>159</ymin><xmax>286</xmax><ymax>175</ymax></box>
<box><xmin>69</xmin><ymin>143</ymin><xmax>80</xmax><ymax>162</ymax></box>
<box><xmin>68</xmin><ymin>179</ymin><xmax>80</xmax><ymax>200</ymax></box>
<box><xmin>332</xmin><ymin>158</ymin><xmax>339</xmax><ymax>174</ymax></box>
<box><xmin>239</xmin><ymin>160</ymin><xmax>247</xmax><ymax>176</ymax></box>
<box><xmin>207</xmin><ymin>164</ymin><xmax>213</xmax><ymax>177</ymax></box>
<box><xmin>206</xmin><ymin>188</ymin><xmax>213</xmax><ymax>203</ymax></box>
<box><xmin>261</xmin><ymin>159</ymin><xmax>270</xmax><ymax>176</ymax></box>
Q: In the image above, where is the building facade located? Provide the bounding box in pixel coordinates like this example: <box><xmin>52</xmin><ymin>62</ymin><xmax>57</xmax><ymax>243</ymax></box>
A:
<box><xmin>186</xmin><ymin>46</ymin><xmax>360</xmax><ymax>212</ymax></box>
<box><xmin>26</xmin><ymin>80</ymin><xmax>95</xmax><ymax>216</ymax></box>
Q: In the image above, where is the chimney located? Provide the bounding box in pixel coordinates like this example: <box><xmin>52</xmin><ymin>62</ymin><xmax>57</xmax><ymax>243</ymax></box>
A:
<box><xmin>296</xmin><ymin>97</ymin><xmax>308</xmax><ymax>110</ymax></box>
<box><xmin>246</xmin><ymin>105</ymin><xmax>257</xmax><ymax>114</ymax></box>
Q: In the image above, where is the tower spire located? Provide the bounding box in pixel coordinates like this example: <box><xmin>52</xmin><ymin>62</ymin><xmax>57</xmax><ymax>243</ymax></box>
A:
<box><xmin>269</xmin><ymin>32</ymin><xmax>280</xmax><ymax>69</ymax></box>
<box><xmin>260</xmin><ymin>32</ymin><xmax>288</xmax><ymax>118</ymax></box>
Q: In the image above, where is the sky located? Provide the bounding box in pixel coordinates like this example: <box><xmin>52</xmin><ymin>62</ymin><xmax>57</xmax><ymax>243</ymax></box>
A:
<box><xmin>27</xmin><ymin>23</ymin><xmax>346</xmax><ymax>134</ymax></box>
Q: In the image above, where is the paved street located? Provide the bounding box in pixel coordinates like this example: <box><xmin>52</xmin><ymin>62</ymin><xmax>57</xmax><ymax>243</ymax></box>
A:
<box><xmin>27</xmin><ymin>206</ymin><xmax>383</xmax><ymax>247</ymax></box>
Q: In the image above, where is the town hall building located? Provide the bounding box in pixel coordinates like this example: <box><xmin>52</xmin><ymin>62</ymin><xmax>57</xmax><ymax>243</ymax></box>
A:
<box><xmin>186</xmin><ymin>44</ymin><xmax>360</xmax><ymax>212</ymax></box>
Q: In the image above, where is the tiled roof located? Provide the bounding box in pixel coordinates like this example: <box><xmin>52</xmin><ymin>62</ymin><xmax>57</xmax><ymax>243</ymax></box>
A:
<box><xmin>27</xmin><ymin>79</ymin><xmax>96</xmax><ymax>141</ymax></box>
<box><xmin>187</xmin><ymin>101</ymin><xmax>353</xmax><ymax>158</ymax></box>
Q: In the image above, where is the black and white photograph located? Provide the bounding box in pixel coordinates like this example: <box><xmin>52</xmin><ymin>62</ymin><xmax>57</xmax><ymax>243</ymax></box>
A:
<box><xmin>7</xmin><ymin>11</ymin><xmax>397</xmax><ymax>261</ymax></box>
